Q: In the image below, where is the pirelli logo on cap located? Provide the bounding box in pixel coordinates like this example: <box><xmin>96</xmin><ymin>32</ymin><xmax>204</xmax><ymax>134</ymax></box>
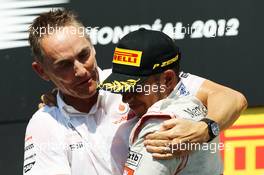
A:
<box><xmin>113</xmin><ymin>48</ymin><xmax>142</xmax><ymax>67</ymax></box>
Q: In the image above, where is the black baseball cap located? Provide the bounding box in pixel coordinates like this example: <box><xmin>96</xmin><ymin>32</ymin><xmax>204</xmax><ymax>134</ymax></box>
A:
<box><xmin>98</xmin><ymin>28</ymin><xmax>181</xmax><ymax>93</ymax></box>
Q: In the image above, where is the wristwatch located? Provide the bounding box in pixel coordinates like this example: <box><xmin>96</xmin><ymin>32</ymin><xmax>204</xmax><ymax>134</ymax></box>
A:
<box><xmin>200</xmin><ymin>118</ymin><xmax>220</xmax><ymax>142</ymax></box>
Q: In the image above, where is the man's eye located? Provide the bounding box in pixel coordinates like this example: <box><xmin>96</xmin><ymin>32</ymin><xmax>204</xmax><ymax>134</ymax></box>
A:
<box><xmin>79</xmin><ymin>53</ymin><xmax>88</xmax><ymax>61</ymax></box>
<box><xmin>58</xmin><ymin>61</ymin><xmax>72</xmax><ymax>68</ymax></box>
<box><xmin>78</xmin><ymin>50</ymin><xmax>90</xmax><ymax>62</ymax></box>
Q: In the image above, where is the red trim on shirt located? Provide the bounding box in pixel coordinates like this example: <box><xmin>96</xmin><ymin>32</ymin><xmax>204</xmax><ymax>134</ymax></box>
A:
<box><xmin>130</xmin><ymin>113</ymin><xmax>174</xmax><ymax>143</ymax></box>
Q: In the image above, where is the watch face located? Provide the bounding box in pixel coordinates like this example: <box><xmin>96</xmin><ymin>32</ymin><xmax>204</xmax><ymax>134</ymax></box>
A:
<box><xmin>211</xmin><ymin>122</ymin><xmax>220</xmax><ymax>136</ymax></box>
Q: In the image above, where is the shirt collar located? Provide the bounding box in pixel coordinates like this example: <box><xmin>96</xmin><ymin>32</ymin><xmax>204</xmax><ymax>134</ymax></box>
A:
<box><xmin>57</xmin><ymin>91</ymin><xmax>104</xmax><ymax>119</ymax></box>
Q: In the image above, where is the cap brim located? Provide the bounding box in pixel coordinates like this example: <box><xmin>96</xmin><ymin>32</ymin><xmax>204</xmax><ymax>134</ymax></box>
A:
<box><xmin>98</xmin><ymin>72</ymin><xmax>147</xmax><ymax>94</ymax></box>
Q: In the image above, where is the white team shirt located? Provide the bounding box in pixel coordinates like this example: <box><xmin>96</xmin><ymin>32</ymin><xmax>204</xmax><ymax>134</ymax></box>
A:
<box><xmin>23</xmin><ymin>69</ymin><xmax>205</xmax><ymax>175</ymax></box>
<box><xmin>123</xmin><ymin>82</ymin><xmax>223</xmax><ymax>175</ymax></box>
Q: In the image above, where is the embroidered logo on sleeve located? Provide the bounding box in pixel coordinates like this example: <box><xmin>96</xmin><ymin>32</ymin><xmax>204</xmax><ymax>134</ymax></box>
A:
<box><xmin>127</xmin><ymin>150</ymin><xmax>142</xmax><ymax>167</ymax></box>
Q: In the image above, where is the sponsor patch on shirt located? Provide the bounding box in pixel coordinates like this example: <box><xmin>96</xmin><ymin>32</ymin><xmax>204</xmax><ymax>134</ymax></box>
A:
<box><xmin>123</xmin><ymin>166</ymin><xmax>134</xmax><ymax>175</ymax></box>
<box><xmin>177</xmin><ymin>82</ymin><xmax>190</xmax><ymax>96</ymax></box>
<box><xmin>183</xmin><ymin>104</ymin><xmax>207</xmax><ymax>120</ymax></box>
<box><xmin>180</xmin><ymin>72</ymin><xmax>189</xmax><ymax>78</ymax></box>
<box><xmin>69</xmin><ymin>141</ymin><xmax>84</xmax><ymax>151</ymax></box>
<box><xmin>117</xmin><ymin>103</ymin><xmax>129</xmax><ymax>115</ymax></box>
<box><xmin>126</xmin><ymin>150</ymin><xmax>142</xmax><ymax>167</ymax></box>
<box><xmin>24</xmin><ymin>161</ymin><xmax>35</xmax><ymax>174</ymax></box>
<box><xmin>24</xmin><ymin>136</ymin><xmax>36</xmax><ymax>174</ymax></box>
<box><xmin>66</xmin><ymin>133</ymin><xmax>85</xmax><ymax>151</ymax></box>
<box><xmin>113</xmin><ymin>115</ymin><xmax>129</xmax><ymax>124</ymax></box>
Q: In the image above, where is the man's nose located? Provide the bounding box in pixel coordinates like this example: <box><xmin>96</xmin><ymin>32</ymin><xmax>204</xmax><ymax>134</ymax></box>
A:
<box><xmin>122</xmin><ymin>92</ymin><xmax>134</xmax><ymax>103</ymax></box>
<box><xmin>74</xmin><ymin>60</ymin><xmax>86</xmax><ymax>77</ymax></box>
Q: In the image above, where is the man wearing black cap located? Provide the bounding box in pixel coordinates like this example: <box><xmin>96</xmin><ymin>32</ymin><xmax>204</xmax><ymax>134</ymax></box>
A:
<box><xmin>26</xmin><ymin>9</ymin><xmax>246</xmax><ymax>175</ymax></box>
<box><xmin>100</xmin><ymin>28</ymin><xmax>223</xmax><ymax>174</ymax></box>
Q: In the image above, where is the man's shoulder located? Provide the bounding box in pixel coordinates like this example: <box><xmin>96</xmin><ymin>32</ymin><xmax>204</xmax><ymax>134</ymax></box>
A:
<box><xmin>137</xmin><ymin>117</ymin><xmax>166</xmax><ymax>137</ymax></box>
<box><xmin>27</xmin><ymin>106</ymin><xmax>65</xmax><ymax>132</ymax></box>
<box><xmin>179</xmin><ymin>71</ymin><xmax>205</xmax><ymax>96</ymax></box>
<box><xmin>130</xmin><ymin>114</ymin><xmax>171</xmax><ymax>145</ymax></box>
<box><xmin>31</xmin><ymin>105</ymin><xmax>59</xmax><ymax>121</ymax></box>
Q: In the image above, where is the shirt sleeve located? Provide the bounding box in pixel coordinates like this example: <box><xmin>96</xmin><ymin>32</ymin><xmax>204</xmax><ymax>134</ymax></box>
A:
<box><xmin>180</xmin><ymin>72</ymin><xmax>205</xmax><ymax>96</ymax></box>
<box><xmin>123</xmin><ymin>118</ymin><xmax>186</xmax><ymax>175</ymax></box>
<box><xmin>23</xmin><ymin>110</ymin><xmax>71</xmax><ymax>175</ymax></box>
<box><xmin>159</xmin><ymin>96</ymin><xmax>207</xmax><ymax>121</ymax></box>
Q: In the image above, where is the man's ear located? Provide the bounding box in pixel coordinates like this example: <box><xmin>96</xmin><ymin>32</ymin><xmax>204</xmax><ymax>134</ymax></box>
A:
<box><xmin>32</xmin><ymin>61</ymin><xmax>50</xmax><ymax>81</ymax></box>
<box><xmin>162</xmin><ymin>69</ymin><xmax>177</xmax><ymax>90</ymax></box>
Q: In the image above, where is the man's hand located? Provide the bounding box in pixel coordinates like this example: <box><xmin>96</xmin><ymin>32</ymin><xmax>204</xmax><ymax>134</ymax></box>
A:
<box><xmin>38</xmin><ymin>89</ymin><xmax>58</xmax><ymax>109</ymax></box>
<box><xmin>144</xmin><ymin>118</ymin><xmax>209</xmax><ymax>159</ymax></box>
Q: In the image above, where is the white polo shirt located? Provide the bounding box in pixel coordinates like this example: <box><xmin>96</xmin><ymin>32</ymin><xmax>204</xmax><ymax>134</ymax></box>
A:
<box><xmin>23</xmin><ymin>69</ymin><xmax>205</xmax><ymax>175</ymax></box>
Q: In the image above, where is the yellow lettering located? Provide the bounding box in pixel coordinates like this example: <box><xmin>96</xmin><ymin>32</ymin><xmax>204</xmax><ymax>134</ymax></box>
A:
<box><xmin>153</xmin><ymin>64</ymin><xmax>160</xmax><ymax>69</ymax></box>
